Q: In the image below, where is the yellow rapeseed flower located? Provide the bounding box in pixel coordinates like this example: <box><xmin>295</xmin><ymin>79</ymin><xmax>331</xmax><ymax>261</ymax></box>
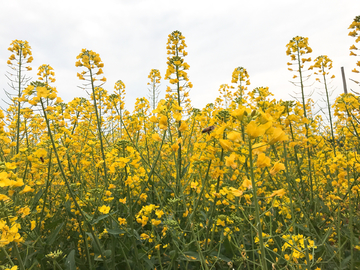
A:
<box><xmin>229</xmin><ymin>187</ymin><xmax>243</xmax><ymax>197</ymax></box>
<box><xmin>246</xmin><ymin>121</ymin><xmax>266</xmax><ymax>139</ymax></box>
<box><xmin>219</xmin><ymin>139</ymin><xmax>233</xmax><ymax>151</ymax></box>
<box><xmin>270</xmin><ymin>189</ymin><xmax>286</xmax><ymax>197</ymax></box>
<box><xmin>242</xmin><ymin>178</ymin><xmax>252</xmax><ymax>189</ymax></box>
<box><xmin>269</xmin><ymin>128</ymin><xmax>288</xmax><ymax>144</ymax></box>
<box><xmin>256</xmin><ymin>153</ymin><xmax>271</xmax><ymax>168</ymax></box>
<box><xmin>178</xmin><ymin>122</ymin><xmax>188</xmax><ymax>131</ymax></box>
<box><xmin>30</xmin><ymin>221</ymin><xmax>36</xmax><ymax>231</ymax></box>
<box><xmin>270</xmin><ymin>162</ymin><xmax>285</xmax><ymax>176</ymax></box>
<box><xmin>252</xmin><ymin>142</ymin><xmax>268</xmax><ymax>155</ymax></box>
<box><xmin>99</xmin><ymin>205</ymin><xmax>110</xmax><ymax>214</ymax></box>
<box><xmin>19</xmin><ymin>185</ymin><xmax>34</xmax><ymax>195</ymax></box>
<box><xmin>0</xmin><ymin>194</ymin><xmax>11</xmax><ymax>202</ymax></box>
<box><xmin>118</xmin><ymin>217</ymin><xmax>127</xmax><ymax>225</ymax></box>
<box><xmin>227</xmin><ymin>131</ymin><xmax>241</xmax><ymax>142</ymax></box>
<box><xmin>152</xmin><ymin>133</ymin><xmax>162</xmax><ymax>142</ymax></box>
<box><xmin>36</xmin><ymin>86</ymin><xmax>49</xmax><ymax>98</ymax></box>
<box><xmin>159</xmin><ymin>115</ymin><xmax>168</xmax><ymax>130</ymax></box>
<box><xmin>225</xmin><ymin>153</ymin><xmax>237</xmax><ymax>169</ymax></box>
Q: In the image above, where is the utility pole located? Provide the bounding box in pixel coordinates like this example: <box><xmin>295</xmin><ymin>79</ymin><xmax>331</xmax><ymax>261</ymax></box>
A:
<box><xmin>341</xmin><ymin>67</ymin><xmax>348</xmax><ymax>94</ymax></box>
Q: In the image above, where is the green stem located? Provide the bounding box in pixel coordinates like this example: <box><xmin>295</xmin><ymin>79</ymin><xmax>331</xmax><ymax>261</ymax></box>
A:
<box><xmin>125</xmin><ymin>166</ymin><xmax>143</xmax><ymax>269</ymax></box>
<box><xmin>296</xmin><ymin>44</ymin><xmax>314</xmax><ymax>206</ymax></box>
<box><xmin>248</xmin><ymin>138</ymin><xmax>267</xmax><ymax>270</ymax></box>
<box><xmin>1</xmin><ymin>201</ymin><xmax>26</xmax><ymax>270</ymax></box>
<box><xmin>15</xmin><ymin>47</ymin><xmax>23</xmax><ymax>156</ymax></box>
<box><xmin>322</xmin><ymin>67</ymin><xmax>336</xmax><ymax>155</ymax></box>
<box><xmin>1</xmin><ymin>246</ymin><xmax>14</xmax><ymax>266</ymax></box>
<box><xmin>89</xmin><ymin>69</ymin><xmax>108</xmax><ymax>186</ymax></box>
<box><xmin>37</xmin><ymin>148</ymin><xmax>53</xmax><ymax>233</ymax></box>
<box><xmin>204</xmin><ymin>144</ymin><xmax>223</xmax><ymax>251</ymax></box>
<box><xmin>347</xmin><ymin>163</ymin><xmax>354</xmax><ymax>270</ymax></box>
<box><xmin>39</xmin><ymin>98</ymin><xmax>109</xmax><ymax>269</ymax></box>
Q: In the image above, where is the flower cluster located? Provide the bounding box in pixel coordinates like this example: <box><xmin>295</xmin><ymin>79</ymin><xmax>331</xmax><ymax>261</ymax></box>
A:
<box><xmin>309</xmin><ymin>55</ymin><xmax>335</xmax><ymax>82</ymax></box>
<box><xmin>349</xmin><ymin>16</ymin><xmax>360</xmax><ymax>76</ymax></box>
<box><xmin>148</xmin><ymin>69</ymin><xmax>162</xmax><ymax>110</ymax></box>
<box><xmin>76</xmin><ymin>49</ymin><xmax>106</xmax><ymax>83</ymax></box>
<box><xmin>1</xmin><ymin>20</ymin><xmax>360</xmax><ymax>269</ymax></box>
<box><xmin>165</xmin><ymin>30</ymin><xmax>192</xmax><ymax>110</ymax></box>
<box><xmin>37</xmin><ymin>64</ymin><xmax>56</xmax><ymax>83</ymax></box>
<box><xmin>286</xmin><ymin>36</ymin><xmax>312</xmax><ymax>65</ymax></box>
<box><xmin>7</xmin><ymin>40</ymin><xmax>33</xmax><ymax>71</ymax></box>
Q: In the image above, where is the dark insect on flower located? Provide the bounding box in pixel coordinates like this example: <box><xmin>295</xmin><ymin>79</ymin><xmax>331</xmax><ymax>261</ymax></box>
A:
<box><xmin>202</xmin><ymin>125</ymin><xmax>215</xmax><ymax>134</ymax></box>
<box><xmin>40</xmin><ymin>157</ymin><xmax>44</xmax><ymax>163</ymax></box>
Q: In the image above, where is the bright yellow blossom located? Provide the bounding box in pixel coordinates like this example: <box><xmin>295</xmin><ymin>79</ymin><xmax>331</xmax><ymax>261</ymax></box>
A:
<box><xmin>99</xmin><ymin>205</ymin><xmax>110</xmax><ymax>214</ymax></box>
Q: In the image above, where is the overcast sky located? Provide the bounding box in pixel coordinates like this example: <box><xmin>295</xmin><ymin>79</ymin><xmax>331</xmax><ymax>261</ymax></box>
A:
<box><xmin>0</xmin><ymin>0</ymin><xmax>359</xmax><ymax>112</ymax></box>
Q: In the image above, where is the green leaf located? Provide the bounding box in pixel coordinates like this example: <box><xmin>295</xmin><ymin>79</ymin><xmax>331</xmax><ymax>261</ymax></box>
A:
<box><xmin>27</xmin><ymin>260</ymin><xmax>40</xmax><ymax>270</ymax></box>
<box><xmin>106</xmin><ymin>228</ymin><xmax>125</xmax><ymax>235</ymax></box>
<box><xmin>31</xmin><ymin>188</ymin><xmax>43</xmax><ymax>211</ymax></box>
<box><xmin>294</xmin><ymin>223</ymin><xmax>310</xmax><ymax>233</ymax></box>
<box><xmin>86</xmin><ymin>232</ymin><xmax>101</xmax><ymax>254</ymax></box>
<box><xmin>169</xmin><ymin>250</ymin><xmax>178</xmax><ymax>260</ymax></box>
<box><xmin>340</xmin><ymin>254</ymin><xmax>352</xmax><ymax>269</ymax></box>
<box><xmin>210</xmin><ymin>251</ymin><xmax>231</xmax><ymax>262</ymax></box>
<box><xmin>181</xmin><ymin>163</ymin><xmax>190</xmax><ymax>178</ymax></box>
<box><xmin>319</xmin><ymin>227</ymin><xmax>333</xmax><ymax>245</ymax></box>
<box><xmin>183</xmin><ymin>251</ymin><xmax>200</xmax><ymax>261</ymax></box>
<box><xmin>82</xmin><ymin>210</ymin><xmax>93</xmax><ymax>222</ymax></box>
<box><xmin>91</xmin><ymin>211</ymin><xmax>116</xmax><ymax>225</ymax></box>
<box><xmin>94</xmin><ymin>250</ymin><xmax>112</xmax><ymax>261</ymax></box>
<box><xmin>65</xmin><ymin>200</ymin><xmax>74</xmax><ymax>218</ymax></box>
<box><xmin>47</xmin><ymin>222</ymin><xmax>64</xmax><ymax>246</ymax></box>
<box><xmin>132</xmin><ymin>229</ymin><xmax>140</xmax><ymax>240</ymax></box>
<box><xmin>65</xmin><ymin>250</ymin><xmax>76</xmax><ymax>270</ymax></box>
<box><xmin>138</xmin><ymin>250</ymin><xmax>154</xmax><ymax>269</ymax></box>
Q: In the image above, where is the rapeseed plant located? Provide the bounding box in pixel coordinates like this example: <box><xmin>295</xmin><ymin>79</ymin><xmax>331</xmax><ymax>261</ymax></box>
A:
<box><xmin>1</xmin><ymin>18</ymin><xmax>360</xmax><ymax>270</ymax></box>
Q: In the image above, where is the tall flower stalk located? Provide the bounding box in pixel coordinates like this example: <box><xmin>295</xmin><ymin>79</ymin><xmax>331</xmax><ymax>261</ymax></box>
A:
<box><xmin>348</xmin><ymin>15</ymin><xmax>360</xmax><ymax>87</ymax></box>
<box><xmin>148</xmin><ymin>69</ymin><xmax>161</xmax><ymax>111</ymax></box>
<box><xmin>231</xmin><ymin>66</ymin><xmax>250</xmax><ymax>104</ymax></box>
<box><xmin>310</xmin><ymin>55</ymin><xmax>336</xmax><ymax>154</ymax></box>
<box><xmin>113</xmin><ymin>80</ymin><xmax>126</xmax><ymax>138</ymax></box>
<box><xmin>76</xmin><ymin>49</ymin><xmax>108</xmax><ymax>186</ymax></box>
<box><xmin>164</xmin><ymin>30</ymin><xmax>192</xmax><ymax>196</ymax></box>
<box><xmin>286</xmin><ymin>36</ymin><xmax>314</xmax><ymax>204</ymax></box>
<box><xmin>5</xmin><ymin>40</ymin><xmax>33</xmax><ymax>156</ymax></box>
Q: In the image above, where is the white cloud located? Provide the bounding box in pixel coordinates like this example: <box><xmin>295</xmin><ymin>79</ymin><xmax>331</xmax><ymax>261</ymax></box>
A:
<box><xmin>0</xmin><ymin>0</ymin><xmax>359</xmax><ymax>111</ymax></box>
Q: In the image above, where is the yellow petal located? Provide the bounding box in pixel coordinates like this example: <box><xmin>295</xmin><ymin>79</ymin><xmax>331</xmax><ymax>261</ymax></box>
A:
<box><xmin>152</xmin><ymin>133</ymin><xmax>162</xmax><ymax>142</ymax></box>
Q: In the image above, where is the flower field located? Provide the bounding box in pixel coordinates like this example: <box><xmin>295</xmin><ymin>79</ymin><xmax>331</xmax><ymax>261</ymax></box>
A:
<box><xmin>1</xmin><ymin>16</ymin><xmax>360</xmax><ymax>270</ymax></box>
